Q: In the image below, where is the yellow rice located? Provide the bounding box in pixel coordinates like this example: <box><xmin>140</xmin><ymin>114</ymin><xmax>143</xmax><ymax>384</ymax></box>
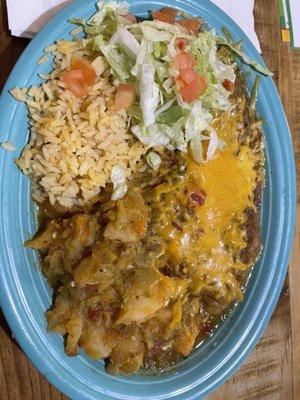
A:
<box><xmin>12</xmin><ymin>40</ymin><xmax>146</xmax><ymax>208</ymax></box>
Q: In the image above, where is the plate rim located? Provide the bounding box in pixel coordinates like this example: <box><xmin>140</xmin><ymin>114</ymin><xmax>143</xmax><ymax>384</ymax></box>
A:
<box><xmin>0</xmin><ymin>0</ymin><xmax>296</xmax><ymax>399</ymax></box>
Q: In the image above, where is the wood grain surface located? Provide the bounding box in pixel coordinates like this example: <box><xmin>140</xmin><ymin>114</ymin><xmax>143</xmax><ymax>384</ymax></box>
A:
<box><xmin>0</xmin><ymin>0</ymin><xmax>298</xmax><ymax>399</ymax></box>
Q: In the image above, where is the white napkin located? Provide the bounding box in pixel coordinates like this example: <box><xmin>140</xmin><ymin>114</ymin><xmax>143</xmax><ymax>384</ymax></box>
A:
<box><xmin>6</xmin><ymin>0</ymin><xmax>261</xmax><ymax>51</ymax></box>
<box><xmin>7</xmin><ymin>0</ymin><xmax>72</xmax><ymax>38</ymax></box>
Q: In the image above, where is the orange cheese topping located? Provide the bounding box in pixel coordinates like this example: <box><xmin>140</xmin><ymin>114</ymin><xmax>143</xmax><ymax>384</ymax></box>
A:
<box><xmin>154</xmin><ymin>104</ymin><xmax>259</xmax><ymax>278</ymax></box>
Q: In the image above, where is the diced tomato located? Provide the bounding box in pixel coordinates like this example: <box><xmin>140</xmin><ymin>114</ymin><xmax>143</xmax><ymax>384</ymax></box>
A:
<box><xmin>115</xmin><ymin>83</ymin><xmax>136</xmax><ymax>110</ymax></box>
<box><xmin>175</xmin><ymin>37</ymin><xmax>187</xmax><ymax>51</ymax></box>
<box><xmin>150</xmin><ymin>338</ymin><xmax>164</xmax><ymax>355</ymax></box>
<box><xmin>87</xmin><ymin>306</ymin><xmax>105</xmax><ymax>323</ymax></box>
<box><xmin>61</xmin><ymin>69</ymin><xmax>84</xmax><ymax>85</ymax></box>
<box><xmin>178</xmin><ymin>18</ymin><xmax>201</xmax><ymax>35</ymax></box>
<box><xmin>152</xmin><ymin>7</ymin><xmax>178</xmax><ymax>24</ymax></box>
<box><xmin>180</xmin><ymin>67</ymin><xmax>197</xmax><ymax>84</ymax></box>
<box><xmin>67</xmin><ymin>83</ymin><xmax>88</xmax><ymax>98</ymax></box>
<box><xmin>180</xmin><ymin>75</ymin><xmax>207</xmax><ymax>103</ymax></box>
<box><xmin>152</xmin><ymin>10</ymin><xmax>174</xmax><ymax>24</ymax></box>
<box><xmin>174</xmin><ymin>51</ymin><xmax>195</xmax><ymax>70</ymax></box>
<box><xmin>84</xmin><ymin>284</ymin><xmax>98</xmax><ymax>293</ymax></box>
<box><xmin>71</xmin><ymin>58</ymin><xmax>96</xmax><ymax>86</ymax></box>
<box><xmin>202</xmin><ymin>321</ymin><xmax>214</xmax><ymax>336</ymax></box>
<box><xmin>222</xmin><ymin>79</ymin><xmax>235</xmax><ymax>92</ymax></box>
<box><xmin>176</xmin><ymin>75</ymin><xmax>187</xmax><ymax>88</ymax></box>
<box><xmin>160</xmin><ymin>7</ymin><xmax>178</xmax><ymax>18</ymax></box>
<box><xmin>60</xmin><ymin>57</ymin><xmax>96</xmax><ymax>97</ymax></box>
<box><xmin>123</xmin><ymin>12</ymin><xmax>137</xmax><ymax>23</ymax></box>
<box><xmin>176</xmin><ymin>23</ymin><xmax>189</xmax><ymax>34</ymax></box>
<box><xmin>189</xmin><ymin>188</ymin><xmax>207</xmax><ymax>205</ymax></box>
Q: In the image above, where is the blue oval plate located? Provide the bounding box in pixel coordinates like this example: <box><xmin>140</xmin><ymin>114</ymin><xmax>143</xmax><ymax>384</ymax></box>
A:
<box><xmin>0</xmin><ymin>0</ymin><xmax>296</xmax><ymax>399</ymax></box>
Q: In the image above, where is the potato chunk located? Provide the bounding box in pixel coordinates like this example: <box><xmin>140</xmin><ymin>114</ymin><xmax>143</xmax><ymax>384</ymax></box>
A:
<box><xmin>106</xmin><ymin>326</ymin><xmax>144</xmax><ymax>374</ymax></box>
<box><xmin>104</xmin><ymin>188</ymin><xmax>149</xmax><ymax>243</ymax></box>
<box><xmin>117</xmin><ymin>268</ymin><xmax>188</xmax><ymax>324</ymax></box>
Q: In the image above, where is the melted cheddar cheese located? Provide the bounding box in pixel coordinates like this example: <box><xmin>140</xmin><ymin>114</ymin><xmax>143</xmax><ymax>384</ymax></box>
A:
<box><xmin>152</xmin><ymin>102</ymin><xmax>261</xmax><ymax>294</ymax></box>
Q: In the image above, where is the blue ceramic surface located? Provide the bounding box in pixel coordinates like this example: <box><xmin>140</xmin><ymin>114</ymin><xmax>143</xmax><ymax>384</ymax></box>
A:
<box><xmin>0</xmin><ymin>0</ymin><xmax>296</xmax><ymax>399</ymax></box>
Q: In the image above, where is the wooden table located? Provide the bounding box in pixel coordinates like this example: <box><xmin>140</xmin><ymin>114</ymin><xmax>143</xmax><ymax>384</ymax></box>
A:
<box><xmin>0</xmin><ymin>0</ymin><xmax>299</xmax><ymax>398</ymax></box>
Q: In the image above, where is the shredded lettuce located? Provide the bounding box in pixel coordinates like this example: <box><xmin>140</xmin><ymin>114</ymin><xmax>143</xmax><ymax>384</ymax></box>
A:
<box><xmin>131</xmin><ymin>123</ymin><xmax>173</xmax><ymax>147</ymax></box>
<box><xmin>141</xmin><ymin>25</ymin><xmax>173</xmax><ymax>42</ymax></box>
<box><xmin>185</xmin><ymin>101</ymin><xmax>213</xmax><ymax>141</ymax></box>
<box><xmin>155</xmin><ymin>97</ymin><xmax>175</xmax><ymax>117</ymax></box>
<box><xmin>91</xmin><ymin>34</ymin><xmax>105</xmax><ymax>51</ymax></box>
<box><xmin>156</xmin><ymin>105</ymin><xmax>187</xmax><ymax>124</ymax></box>
<box><xmin>140</xmin><ymin>64</ymin><xmax>160</xmax><ymax>126</ymax></box>
<box><xmin>170</xmin><ymin>117</ymin><xmax>188</xmax><ymax>151</ymax></box>
<box><xmin>88</xmin><ymin>1</ymin><xmax>130</xmax><ymax>26</ymax></box>
<box><xmin>249</xmin><ymin>76</ymin><xmax>260</xmax><ymax>119</ymax></box>
<box><xmin>111</xmin><ymin>165</ymin><xmax>127</xmax><ymax>200</ymax></box>
<box><xmin>99</xmin><ymin>43</ymin><xmax>131</xmax><ymax>81</ymax></box>
<box><xmin>153</xmin><ymin>60</ymin><xmax>169</xmax><ymax>82</ymax></box>
<box><xmin>70</xmin><ymin>2</ymin><xmax>131</xmax><ymax>40</ymax></box>
<box><xmin>216</xmin><ymin>29</ymin><xmax>273</xmax><ymax>76</ymax></box>
<box><xmin>190</xmin><ymin>128</ymin><xmax>225</xmax><ymax>163</ymax></box>
<box><xmin>217</xmin><ymin>37</ymin><xmax>273</xmax><ymax>76</ymax></box>
<box><xmin>129</xmin><ymin>20</ymin><xmax>184</xmax><ymax>36</ymax></box>
<box><xmin>188</xmin><ymin>31</ymin><xmax>235</xmax><ymax>111</ymax></box>
<box><xmin>190</xmin><ymin>134</ymin><xmax>208</xmax><ymax>163</ymax></box>
<box><xmin>185</xmin><ymin>102</ymin><xmax>225</xmax><ymax>162</ymax></box>
<box><xmin>166</xmin><ymin>35</ymin><xmax>178</xmax><ymax>60</ymax></box>
<box><xmin>208</xmin><ymin>47</ymin><xmax>236</xmax><ymax>83</ymax></box>
<box><xmin>69</xmin><ymin>18</ymin><xmax>118</xmax><ymax>39</ymax></box>
<box><xmin>73</xmin><ymin>2</ymin><xmax>271</xmax><ymax>166</ymax></box>
<box><xmin>146</xmin><ymin>151</ymin><xmax>161</xmax><ymax>170</ymax></box>
<box><xmin>110</xmin><ymin>28</ymin><xmax>140</xmax><ymax>56</ymax></box>
<box><xmin>207</xmin><ymin>128</ymin><xmax>225</xmax><ymax>159</ymax></box>
<box><xmin>176</xmin><ymin>92</ymin><xmax>192</xmax><ymax>110</ymax></box>
<box><xmin>127</xmin><ymin>104</ymin><xmax>143</xmax><ymax>122</ymax></box>
<box><xmin>69</xmin><ymin>18</ymin><xmax>86</xmax><ymax>28</ymax></box>
<box><xmin>177</xmin><ymin>10</ymin><xmax>192</xmax><ymax>19</ymax></box>
<box><xmin>132</xmin><ymin>118</ymin><xmax>188</xmax><ymax>152</ymax></box>
<box><xmin>201</xmin><ymin>83</ymin><xmax>233</xmax><ymax>111</ymax></box>
<box><xmin>162</xmin><ymin>77</ymin><xmax>173</xmax><ymax>94</ymax></box>
<box><xmin>154</xmin><ymin>42</ymin><xmax>167</xmax><ymax>59</ymax></box>
<box><xmin>131</xmin><ymin>38</ymin><xmax>153</xmax><ymax>77</ymax></box>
